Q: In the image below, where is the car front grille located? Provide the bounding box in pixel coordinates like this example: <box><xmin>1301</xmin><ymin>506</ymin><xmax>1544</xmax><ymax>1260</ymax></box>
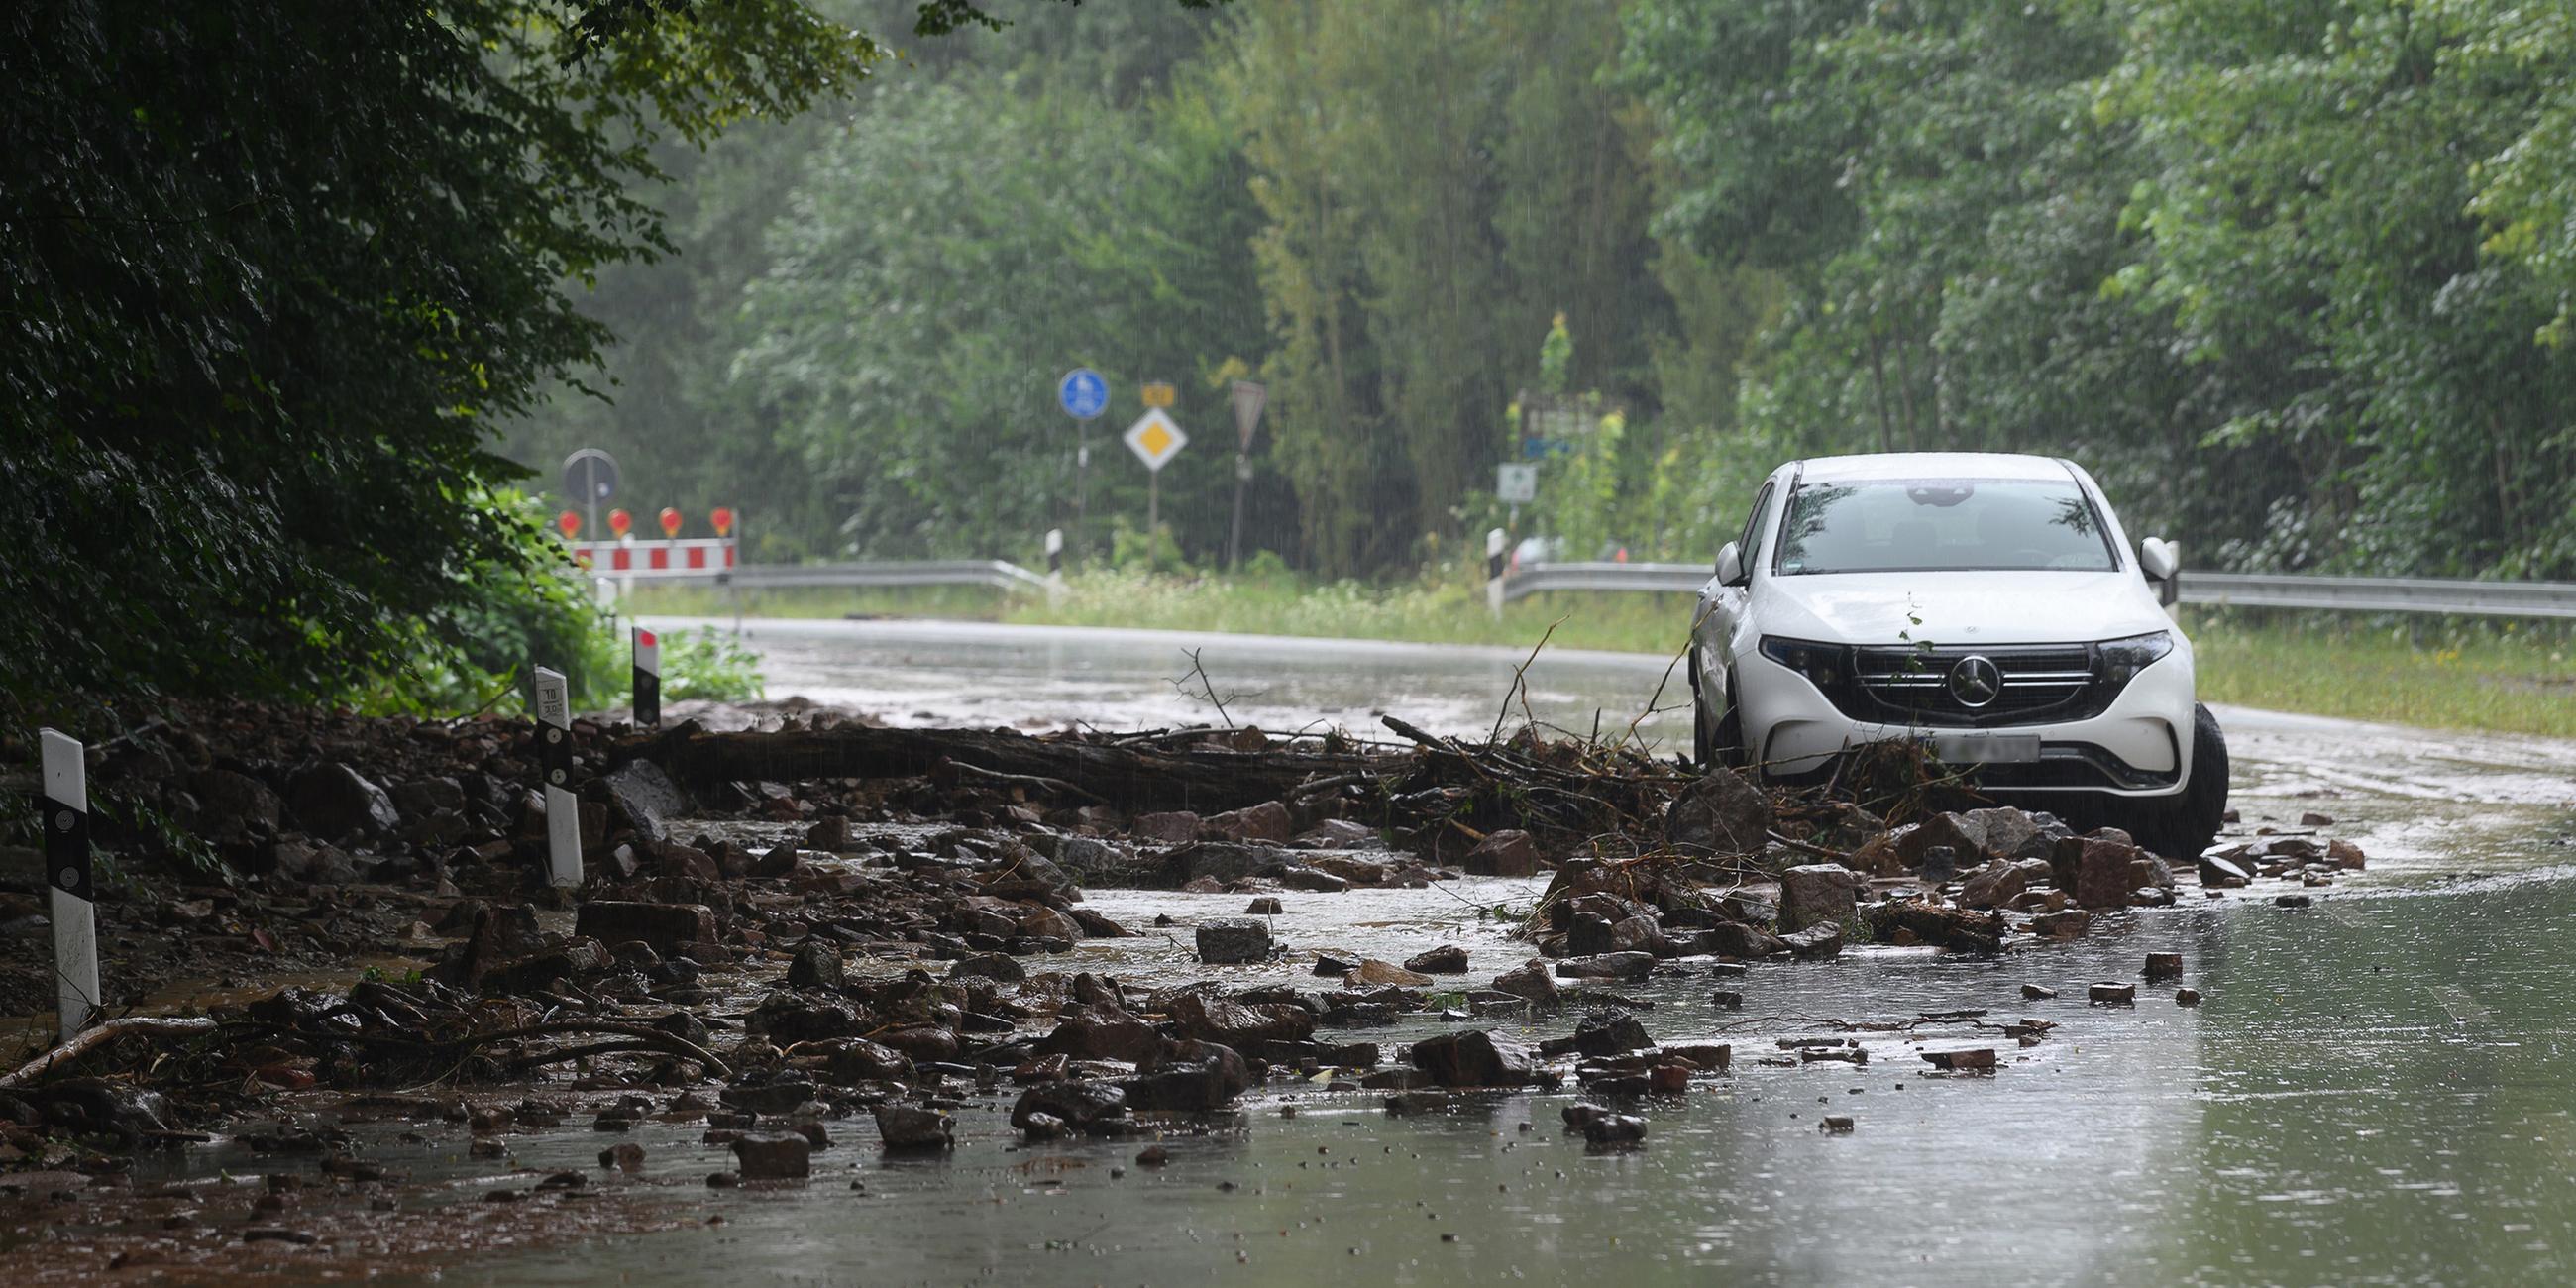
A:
<box><xmin>1819</xmin><ymin>643</ymin><xmax>2124</xmax><ymax>728</ymax></box>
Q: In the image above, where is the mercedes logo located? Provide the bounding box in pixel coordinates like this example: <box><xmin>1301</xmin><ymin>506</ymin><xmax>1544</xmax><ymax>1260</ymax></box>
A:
<box><xmin>1948</xmin><ymin>655</ymin><xmax>2003</xmax><ymax>708</ymax></box>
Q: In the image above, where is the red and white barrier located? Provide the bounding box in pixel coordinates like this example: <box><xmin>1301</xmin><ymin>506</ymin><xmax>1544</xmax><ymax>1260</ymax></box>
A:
<box><xmin>573</xmin><ymin>538</ymin><xmax>737</xmax><ymax>577</ymax></box>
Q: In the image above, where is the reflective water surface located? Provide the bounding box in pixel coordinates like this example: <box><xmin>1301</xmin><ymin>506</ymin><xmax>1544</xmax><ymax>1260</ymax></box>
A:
<box><xmin>422</xmin><ymin>618</ymin><xmax>2575</xmax><ymax>1285</ymax></box>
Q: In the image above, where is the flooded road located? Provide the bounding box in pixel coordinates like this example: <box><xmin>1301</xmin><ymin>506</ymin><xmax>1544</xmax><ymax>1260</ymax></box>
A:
<box><xmin>458</xmin><ymin>618</ymin><xmax>2571</xmax><ymax>1284</ymax></box>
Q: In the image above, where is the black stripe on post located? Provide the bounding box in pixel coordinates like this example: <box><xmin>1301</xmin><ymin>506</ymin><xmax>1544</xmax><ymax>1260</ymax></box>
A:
<box><xmin>540</xmin><ymin>722</ymin><xmax>573</xmax><ymax>789</ymax></box>
<box><xmin>43</xmin><ymin>793</ymin><xmax>91</xmax><ymax>904</ymax></box>
<box><xmin>634</xmin><ymin>667</ymin><xmax>661</xmax><ymax>728</ymax></box>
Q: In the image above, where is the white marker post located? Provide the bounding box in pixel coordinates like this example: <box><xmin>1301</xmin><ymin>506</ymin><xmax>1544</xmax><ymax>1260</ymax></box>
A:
<box><xmin>1043</xmin><ymin>528</ymin><xmax>1066</xmax><ymax>606</ymax></box>
<box><xmin>40</xmin><ymin>729</ymin><xmax>100</xmax><ymax>1042</ymax></box>
<box><xmin>1485</xmin><ymin>527</ymin><xmax>1509</xmax><ymax>622</ymax></box>
<box><xmin>632</xmin><ymin>625</ymin><xmax>662</xmax><ymax>728</ymax></box>
<box><xmin>532</xmin><ymin>668</ymin><xmax>583</xmax><ymax>888</ymax></box>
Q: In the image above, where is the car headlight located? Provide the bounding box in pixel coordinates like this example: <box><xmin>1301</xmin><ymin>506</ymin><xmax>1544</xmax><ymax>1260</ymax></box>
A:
<box><xmin>1758</xmin><ymin>636</ymin><xmax>1846</xmax><ymax>690</ymax></box>
<box><xmin>2095</xmin><ymin>630</ymin><xmax>2174</xmax><ymax>684</ymax></box>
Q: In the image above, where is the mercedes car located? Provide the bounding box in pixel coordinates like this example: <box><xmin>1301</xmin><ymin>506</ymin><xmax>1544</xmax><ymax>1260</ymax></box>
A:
<box><xmin>1688</xmin><ymin>452</ymin><xmax>2227</xmax><ymax>859</ymax></box>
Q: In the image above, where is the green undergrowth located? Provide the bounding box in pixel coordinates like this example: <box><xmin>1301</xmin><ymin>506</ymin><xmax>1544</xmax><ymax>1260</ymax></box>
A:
<box><xmin>623</xmin><ymin>574</ymin><xmax>2576</xmax><ymax>738</ymax></box>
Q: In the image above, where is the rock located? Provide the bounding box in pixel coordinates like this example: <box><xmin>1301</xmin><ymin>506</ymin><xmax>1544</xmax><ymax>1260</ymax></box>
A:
<box><xmin>1488</xmin><ymin>960</ymin><xmax>1561</xmax><ymax>1006</ymax></box>
<box><xmin>270</xmin><ymin>838</ymin><xmax>361</xmax><ymax>885</ymax></box>
<box><xmin>721</xmin><ymin>1077</ymin><xmax>819</xmax><ymax>1115</ymax></box>
<box><xmin>872</xmin><ymin>1105</ymin><xmax>954</xmax><ymax>1152</ymax></box>
<box><xmin>1561</xmin><ymin>1103</ymin><xmax>1645</xmax><ymax>1147</ymax></box>
<box><xmin>2088</xmin><ymin>982</ymin><xmax>2136</xmax><ymax>1006</ymax></box>
<box><xmin>785</xmin><ymin>940</ymin><xmax>845</xmax><ymax>991</ymax></box>
<box><xmin>1245</xmin><ymin>897</ymin><xmax>1284</xmax><ymax>915</ymax></box>
<box><xmin>1607</xmin><ymin>914</ymin><xmax>1667</xmax><ymax>955</ymax></box>
<box><xmin>1959</xmin><ymin>858</ymin><xmax>2052</xmax><ymax>911</ymax></box>
<box><xmin>1162</xmin><ymin>842</ymin><xmax>1294</xmax><ymax>888</ymax></box>
<box><xmin>751</xmin><ymin>844</ymin><xmax>803</xmax><ymax>880</ymax></box>
<box><xmin>598</xmin><ymin>1142</ymin><xmax>645</xmax><ymax>1174</ymax></box>
<box><xmin>949</xmin><ymin>952</ymin><xmax>1026</xmax><ymax>984</ymax></box>
<box><xmin>1408</xmin><ymin>1030</ymin><xmax>1535</xmax><ymax>1087</ymax></box>
<box><xmin>1297</xmin><ymin>818</ymin><xmax>1377</xmax><ymax>849</ymax></box>
<box><xmin>2021</xmin><ymin>984</ymin><xmax>2057</xmax><ymax>1000</ymax></box>
<box><xmin>1035</xmin><ymin>1004</ymin><xmax>1163</xmax><ymax>1065</ymax></box>
<box><xmin>803</xmin><ymin>815</ymin><xmax>849</xmax><ymax>851</ymax></box>
<box><xmin>1553</xmin><ymin>952</ymin><xmax>1655</xmax><ymax>981</ymax></box>
<box><xmin>1921</xmin><ymin>1048</ymin><xmax>1997</xmax><ymax>1073</ymax></box>
<box><xmin>728</xmin><ymin>1132</ymin><xmax>811</xmax><ymax>1180</ymax></box>
<box><xmin>1780</xmin><ymin>922</ymin><xmax>1844</xmax><ymax>960</ymax></box>
<box><xmin>1123</xmin><ymin>1040</ymin><xmax>1252</xmax><ymax>1112</ymax></box>
<box><xmin>1168</xmin><ymin>994</ymin><xmax>1314</xmax><ymax>1047</ymax></box>
<box><xmin>1277</xmin><ymin>867</ymin><xmax>1350</xmax><ymax>893</ymax></box>
<box><xmin>600</xmin><ymin>760</ymin><xmax>690</xmax><ymax>845</ymax></box>
<box><xmin>190</xmin><ymin>769</ymin><xmax>280</xmax><ymax>840</ymax></box>
<box><xmin>1570</xmin><ymin>1012</ymin><xmax>1653</xmax><ymax>1056</ymax></box>
<box><xmin>823</xmin><ymin>1039</ymin><xmax>915</xmax><ymax>1084</ymax></box>
<box><xmin>1896</xmin><ymin>812</ymin><xmax>1990</xmax><ymax>870</ymax></box>
<box><xmin>1701</xmin><ymin>922</ymin><xmax>1788</xmax><ymax>959</ymax></box>
<box><xmin>2327</xmin><ymin>839</ymin><xmax>2367</xmax><ymax>870</ymax></box>
<box><xmin>1404</xmin><ymin>945</ymin><xmax>1469</xmax><ymax>974</ymax></box>
<box><xmin>1463</xmin><ymin>829</ymin><xmax>1541</xmax><ymax>877</ymax></box>
<box><xmin>1778</xmin><ymin>864</ymin><xmax>1862</xmax><ymax>933</ymax></box>
<box><xmin>1347</xmin><ymin>959</ymin><xmax>1432</xmax><ymax>988</ymax></box>
<box><xmin>2065</xmin><ymin>836</ymin><xmax>2146</xmax><ymax>910</ymax></box>
<box><xmin>2300</xmin><ymin>810</ymin><xmax>2336</xmax><ymax>827</ymax></box>
<box><xmin>1206</xmin><ymin>801</ymin><xmax>1294</xmax><ymax>844</ymax></box>
<box><xmin>2142</xmin><ymin>952</ymin><xmax>2184</xmax><ymax>980</ymax></box>
<box><xmin>1665</xmin><ymin>768</ymin><xmax>1772</xmax><ymax>856</ymax></box>
<box><xmin>1011</xmin><ymin>1081</ymin><xmax>1128</xmax><ymax>1136</ymax></box>
<box><xmin>1132</xmin><ymin>811</ymin><xmax>1203</xmax><ymax>844</ymax></box>
<box><xmin>2198</xmin><ymin>855</ymin><xmax>2253</xmax><ymax>888</ymax></box>
<box><xmin>2031</xmin><ymin>910</ymin><xmax>2091</xmax><ymax>939</ymax></box>
<box><xmin>285</xmin><ymin>762</ymin><xmax>400</xmax><ymax>839</ymax></box>
<box><xmin>1962</xmin><ymin>806</ymin><xmax>2056</xmax><ymax>862</ymax></box>
<box><xmin>576</xmin><ymin>902</ymin><xmax>717</xmax><ymax>956</ymax></box>
<box><xmin>1313</xmin><ymin>950</ymin><xmax>1361</xmax><ymax>977</ymax></box>
<box><xmin>1196</xmin><ymin>918</ymin><xmax>1272</xmax><ymax>965</ymax></box>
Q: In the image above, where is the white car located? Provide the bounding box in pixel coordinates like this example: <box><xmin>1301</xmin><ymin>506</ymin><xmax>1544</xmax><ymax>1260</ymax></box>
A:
<box><xmin>1689</xmin><ymin>452</ymin><xmax>2227</xmax><ymax>859</ymax></box>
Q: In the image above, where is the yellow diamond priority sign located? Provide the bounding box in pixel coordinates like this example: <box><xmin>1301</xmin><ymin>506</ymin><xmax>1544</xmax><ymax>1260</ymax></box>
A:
<box><xmin>1124</xmin><ymin>408</ymin><xmax>1188</xmax><ymax>473</ymax></box>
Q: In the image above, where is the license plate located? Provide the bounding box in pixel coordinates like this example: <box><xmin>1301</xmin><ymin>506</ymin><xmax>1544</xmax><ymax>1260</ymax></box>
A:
<box><xmin>1925</xmin><ymin>733</ymin><xmax>2041</xmax><ymax>764</ymax></box>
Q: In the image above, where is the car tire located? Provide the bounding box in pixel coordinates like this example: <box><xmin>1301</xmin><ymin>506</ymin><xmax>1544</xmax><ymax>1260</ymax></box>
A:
<box><xmin>2132</xmin><ymin>703</ymin><xmax>2228</xmax><ymax>861</ymax></box>
<box><xmin>1693</xmin><ymin>665</ymin><xmax>1745</xmax><ymax>771</ymax></box>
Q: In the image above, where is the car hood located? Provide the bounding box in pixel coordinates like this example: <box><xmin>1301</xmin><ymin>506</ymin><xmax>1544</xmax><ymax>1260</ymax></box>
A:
<box><xmin>1755</xmin><ymin>570</ymin><xmax>2170</xmax><ymax>646</ymax></box>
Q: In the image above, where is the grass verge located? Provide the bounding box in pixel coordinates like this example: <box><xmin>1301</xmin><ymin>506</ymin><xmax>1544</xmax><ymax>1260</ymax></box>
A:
<box><xmin>625</xmin><ymin>573</ymin><xmax>2576</xmax><ymax>738</ymax></box>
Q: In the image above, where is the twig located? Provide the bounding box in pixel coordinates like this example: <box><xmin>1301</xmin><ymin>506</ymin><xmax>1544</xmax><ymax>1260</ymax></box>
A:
<box><xmin>949</xmin><ymin>760</ymin><xmax>1108</xmax><ymax>805</ymax></box>
<box><xmin>1492</xmin><ymin>616</ymin><xmax>1569</xmax><ymax>744</ymax></box>
<box><xmin>1</xmin><ymin>1018</ymin><xmax>220</xmax><ymax>1089</ymax></box>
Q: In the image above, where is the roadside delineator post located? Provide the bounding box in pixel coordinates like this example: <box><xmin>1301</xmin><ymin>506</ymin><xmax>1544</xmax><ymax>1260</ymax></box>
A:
<box><xmin>1485</xmin><ymin>528</ymin><xmax>1508</xmax><ymax>621</ymax></box>
<box><xmin>1043</xmin><ymin>529</ymin><xmax>1067</xmax><ymax>606</ymax></box>
<box><xmin>633</xmin><ymin>626</ymin><xmax>661</xmax><ymax>728</ymax></box>
<box><xmin>533</xmin><ymin>667</ymin><xmax>582</xmax><ymax>889</ymax></box>
<box><xmin>39</xmin><ymin>729</ymin><xmax>100</xmax><ymax>1043</ymax></box>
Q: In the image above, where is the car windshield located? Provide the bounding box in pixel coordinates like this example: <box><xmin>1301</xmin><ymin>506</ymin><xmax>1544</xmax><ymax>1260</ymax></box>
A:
<box><xmin>1773</xmin><ymin>477</ymin><xmax>2117</xmax><ymax>575</ymax></box>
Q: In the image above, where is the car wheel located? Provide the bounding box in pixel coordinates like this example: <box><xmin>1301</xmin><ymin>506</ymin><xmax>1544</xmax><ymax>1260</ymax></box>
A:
<box><xmin>2133</xmin><ymin>703</ymin><xmax>2228</xmax><ymax>860</ymax></box>
<box><xmin>1694</xmin><ymin>666</ymin><xmax>1745</xmax><ymax>771</ymax></box>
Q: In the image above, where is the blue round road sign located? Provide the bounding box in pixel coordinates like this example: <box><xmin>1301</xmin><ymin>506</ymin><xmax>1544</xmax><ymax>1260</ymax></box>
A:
<box><xmin>1059</xmin><ymin>368</ymin><xmax>1109</xmax><ymax>420</ymax></box>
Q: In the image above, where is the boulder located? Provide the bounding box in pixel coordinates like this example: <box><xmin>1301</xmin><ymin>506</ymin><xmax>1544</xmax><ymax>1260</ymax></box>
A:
<box><xmin>1553</xmin><ymin>951</ymin><xmax>1655</xmax><ymax>981</ymax></box>
<box><xmin>1034</xmin><ymin>1004</ymin><xmax>1163</xmax><ymax>1065</ymax></box>
<box><xmin>1347</xmin><ymin>959</ymin><xmax>1433</xmax><ymax>988</ymax></box>
<box><xmin>1010</xmin><ymin>1081</ymin><xmax>1128</xmax><ymax>1136</ymax></box>
<box><xmin>600</xmin><ymin>760</ymin><xmax>690</xmax><ymax>846</ymax></box>
<box><xmin>1195</xmin><ymin>918</ymin><xmax>1272</xmax><ymax>965</ymax></box>
<box><xmin>1168</xmin><ymin>994</ymin><xmax>1314</xmax><ymax>1047</ymax></box>
<box><xmin>1297</xmin><ymin>819</ymin><xmax>1378</xmax><ymax>849</ymax></box>
<box><xmin>1131</xmin><ymin>811</ymin><xmax>1203</xmax><ymax>844</ymax></box>
<box><xmin>784</xmin><ymin>940</ymin><xmax>845</xmax><ymax>991</ymax></box>
<box><xmin>1205</xmin><ymin>802</ymin><xmax>1294</xmax><ymax>844</ymax></box>
<box><xmin>189</xmin><ymin>769</ymin><xmax>280</xmax><ymax>841</ymax></box>
<box><xmin>285</xmin><ymin>762</ymin><xmax>399</xmax><ymax>840</ymax></box>
<box><xmin>1161</xmin><ymin>842</ymin><xmax>1294</xmax><ymax>889</ymax></box>
<box><xmin>1702</xmin><ymin>922</ymin><xmax>1788</xmax><ymax>959</ymax></box>
<box><xmin>871</xmin><ymin>1105</ymin><xmax>953</xmax><ymax>1152</ymax></box>
<box><xmin>1777</xmin><ymin>863</ymin><xmax>1862</xmax><ymax>933</ymax></box>
<box><xmin>1570</xmin><ymin>1012</ymin><xmax>1653</xmax><ymax>1057</ymax></box>
<box><xmin>1463</xmin><ymin>829</ymin><xmax>1541</xmax><ymax>877</ymax></box>
<box><xmin>1123</xmin><ymin>1040</ymin><xmax>1252</xmax><ymax>1112</ymax></box>
<box><xmin>822</xmin><ymin>1040</ymin><xmax>914</xmax><ymax>1084</ymax></box>
<box><xmin>1277</xmin><ymin>867</ymin><xmax>1351</xmax><ymax>893</ymax></box>
<box><xmin>1959</xmin><ymin>857</ymin><xmax>2054</xmax><ymax>911</ymax></box>
<box><xmin>2063</xmin><ymin>836</ymin><xmax>2145</xmax><ymax>910</ymax></box>
<box><xmin>728</xmin><ymin>1132</ymin><xmax>811</xmax><ymax>1180</ymax></box>
<box><xmin>1665</xmin><ymin>769</ymin><xmax>1772</xmax><ymax>856</ymax></box>
<box><xmin>1408</xmin><ymin>1029</ymin><xmax>1535</xmax><ymax>1087</ymax></box>
<box><xmin>1780</xmin><ymin>922</ymin><xmax>1844</xmax><ymax>960</ymax></box>
<box><xmin>1488</xmin><ymin>960</ymin><xmax>1561</xmax><ymax>1006</ymax></box>
<box><xmin>575</xmin><ymin>902</ymin><xmax>717</xmax><ymax>956</ymax></box>
<box><xmin>949</xmin><ymin>952</ymin><xmax>1026</xmax><ymax>983</ymax></box>
<box><xmin>1896</xmin><ymin>812</ymin><xmax>1992</xmax><ymax>869</ymax></box>
<box><xmin>1404</xmin><ymin>945</ymin><xmax>1469</xmax><ymax>975</ymax></box>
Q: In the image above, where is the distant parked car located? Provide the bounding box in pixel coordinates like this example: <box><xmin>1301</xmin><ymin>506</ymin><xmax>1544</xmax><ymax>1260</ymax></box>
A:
<box><xmin>1689</xmin><ymin>452</ymin><xmax>2226</xmax><ymax>859</ymax></box>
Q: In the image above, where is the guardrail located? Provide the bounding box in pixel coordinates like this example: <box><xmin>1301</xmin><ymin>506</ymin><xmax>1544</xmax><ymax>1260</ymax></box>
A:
<box><xmin>719</xmin><ymin>560</ymin><xmax>1054</xmax><ymax>594</ymax></box>
<box><xmin>1498</xmin><ymin>562</ymin><xmax>2576</xmax><ymax>619</ymax></box>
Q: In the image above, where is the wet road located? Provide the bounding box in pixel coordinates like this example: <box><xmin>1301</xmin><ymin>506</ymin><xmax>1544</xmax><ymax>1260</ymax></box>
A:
<box><xmin>464</xmin><ymin>617</ymin><xmax>2576</xmax><ymax>1286</ymax></box>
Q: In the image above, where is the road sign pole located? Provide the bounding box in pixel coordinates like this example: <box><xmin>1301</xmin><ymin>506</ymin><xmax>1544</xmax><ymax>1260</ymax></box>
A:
<box><xmin>40</xmin><ymin>729</ymin><xmax>99</xmax><ymax>1043</ymax></box>
<box><xmin>1148</xmin><ymin>470</ymin><xmax>1160</xmax><ymax>534</ymax></box>
<box><xmin>1228</xmin><ymin>455</ymin><xmax>1247</xmax><ymax>570</ymax></box>
<box><xmin>1228</xmin><ymin>381</ymin><xmax>1266</xmax><ymax>571</ymax></box>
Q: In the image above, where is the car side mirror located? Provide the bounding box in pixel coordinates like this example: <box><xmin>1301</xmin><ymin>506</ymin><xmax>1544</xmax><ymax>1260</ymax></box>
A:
<box><xmin>1714</xmin><ymin>541</ymin><xmax>1748</xmax><ymax>588</ymax></box>
<box><xmin>2138</xmin><ymin>537</ymin><xmax>2179</xmax><ymax>606</ymax></box>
